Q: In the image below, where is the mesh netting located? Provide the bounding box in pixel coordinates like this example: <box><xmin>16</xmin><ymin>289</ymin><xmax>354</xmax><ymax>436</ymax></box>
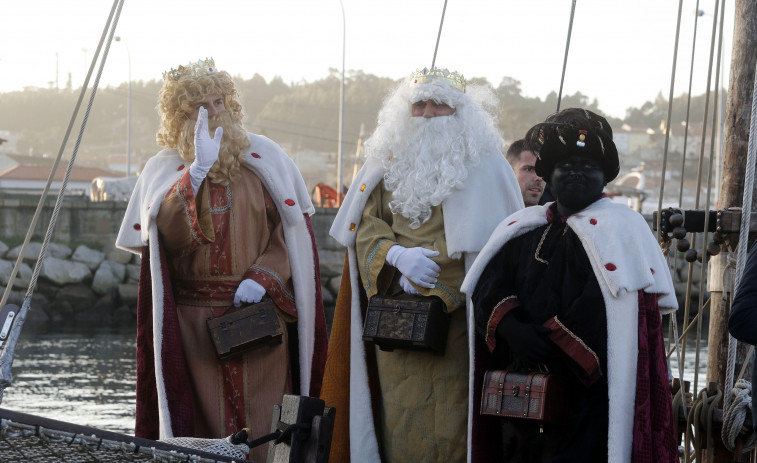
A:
<box><xmin>0</xmin><ymin>419</ymin><xmax>246</xmax><ymax>462</ymax></box>
<box><xmin>161</xmin><ymin>436</ymin><xmax>249</xmax><ymax>460</ymax></box>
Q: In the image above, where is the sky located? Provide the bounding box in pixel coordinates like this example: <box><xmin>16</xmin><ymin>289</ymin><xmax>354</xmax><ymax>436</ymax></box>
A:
<box><xmin>1</xmin><ymin>0</ymin><xmax>735</xmax><ymax>119</ymax></box>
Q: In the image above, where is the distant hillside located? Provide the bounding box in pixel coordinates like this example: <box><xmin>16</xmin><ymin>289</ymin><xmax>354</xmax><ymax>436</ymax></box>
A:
<box><xmin>0</xmin><ymin>70</ymin><xmax>715</xmax><ymax>178</ymax></box>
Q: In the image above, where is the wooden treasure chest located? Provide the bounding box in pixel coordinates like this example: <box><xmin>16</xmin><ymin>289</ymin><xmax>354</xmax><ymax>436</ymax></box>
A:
<box><xmin>362</xmin><ymin>294</ymin><xmax>449</xmax><ymax>355</ymax></box>
<box><xmin>206</xmin><ymin>299</ymin><xmax>283</xmax><ymax>361</ymax></box>
<box><xmin>480</xmin><ymin>370</ymin><xmax>566</xmax><ymax>423</ymax></box>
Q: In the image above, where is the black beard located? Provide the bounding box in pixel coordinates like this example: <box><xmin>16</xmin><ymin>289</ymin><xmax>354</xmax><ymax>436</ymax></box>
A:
<box><xmin>556</xmin><ymin>188</ymin><xmax>602</xmax><ymax>211</ymax></box>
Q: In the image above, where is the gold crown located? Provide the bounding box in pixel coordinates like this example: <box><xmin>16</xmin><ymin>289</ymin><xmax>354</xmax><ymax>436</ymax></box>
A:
<box><xmin>410</xmin><ymin>67</ymin><xmax>466</xmax><ymax>93</ymax></box>
<box><xmin>163</xmin><ymin>58</ymin><xmax>217</xmax><ymax>81</ymax></box>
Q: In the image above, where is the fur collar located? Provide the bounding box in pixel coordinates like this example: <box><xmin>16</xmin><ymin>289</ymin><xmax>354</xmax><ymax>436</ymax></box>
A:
<box><xmin>330</xmin><ymin>152</ymin><xmax>524</xmax><ymax>258</ymax></box>
<box><xmin>463</xmin><ymin>198</ymin><xmax>676</xmax><ymax>311</ymax></box>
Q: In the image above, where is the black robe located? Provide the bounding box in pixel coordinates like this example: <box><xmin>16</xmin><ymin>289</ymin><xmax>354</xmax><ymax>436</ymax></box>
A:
<box><xmin>472</xmin><ymin>208</ymin><xmax>609</xmax><ymax>462</ymax></box>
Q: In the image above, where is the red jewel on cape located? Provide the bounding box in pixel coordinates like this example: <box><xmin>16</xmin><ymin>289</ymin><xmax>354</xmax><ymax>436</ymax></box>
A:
<box><xmin>285</xmin><ymin>199</ymin><xmax>295</xmax><ymax>206</ymax></box>
<box><xmin>590</xmin><ymin>218</ymin><xmax>597</xmax><ymax>225</ymax></box>
<box><xmin>133</xmin><ymin>223</ymin><xmax>141</xmax><ymax>231</ymax></box>
<box><xmin>605</xmin><ymin>263</ymin><xmax>617</xmax><ymax>271</ymax></box>
<box><xmin>251</xmin><ymin>152</ymin><xmax>261</xmax><ymax>159</ymax></box>
<box><xmin>650</xmin><ymin>268</ymin><xmax>655</xmax><ymax>274</ymax></box>
<box><xmin>508</xmin><ymin>221</ymin><xmax>517</xmax><ymax>226</ymax></box>
<box><xmin>178</xmin><ymin>164</ymin><xmax>185</xmax><ymax>171</ymax></box>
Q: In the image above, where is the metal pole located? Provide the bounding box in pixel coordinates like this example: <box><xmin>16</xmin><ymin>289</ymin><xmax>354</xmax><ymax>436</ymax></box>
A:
<box><xmin>556</xmin><ymin>0</ymin><xmax>577</xmax><ymax>112</ymax></box>
<box><xmin>336</xmin><ymin>0</ymin><xmax>346</xmax><ymax>206</ymax></box>
<box><xmin>431</xmin><ymin>0</ymin><xmax>449</xmax><ymax>70</ymax></box>
<box><xmin>127</xmin><ymin>47</ymin><xmax>131</xmax><ymax>177</ymax></box>
<box><xmin>115</xmin><ymin>36</ymin><xmax>131</xmax><ymax>177</ymax></box>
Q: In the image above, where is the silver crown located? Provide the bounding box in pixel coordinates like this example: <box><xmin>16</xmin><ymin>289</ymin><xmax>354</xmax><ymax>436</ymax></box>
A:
<box><xmin>163</xmin><ymin>58</ymin><xmax>217</xmax><ymax>81</ymax></box>
<box><xmin>410</xmin><ymin>67</ymin><xmax>466</xmax><ymax>92</ymax></box>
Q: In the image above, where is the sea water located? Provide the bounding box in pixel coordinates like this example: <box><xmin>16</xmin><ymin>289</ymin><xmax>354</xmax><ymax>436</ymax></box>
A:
<box><xmin>0</xmin><ymin>318</ymin><xmax>712</xmax><ymax>437</ymax></box>
<box><xmin>1</xmin><ymin>326</ymin><xmax>137</xmax><ymax>435</ymax></box>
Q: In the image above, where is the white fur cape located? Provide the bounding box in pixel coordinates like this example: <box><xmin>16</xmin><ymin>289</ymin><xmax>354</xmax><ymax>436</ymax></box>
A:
<box><xmin>116</xmin><ymin>133</ymin><xmax>318</xmax><ymax>438</ymax></box>
<box><xmin>329</xmin><ymin>151</ymin><xmax>524</xmax><ymax>462</ymax></box>
<box><xmin>461</xmin><ymin>198</ymin><xmax>678</xmax><ymax>463</ymax></box>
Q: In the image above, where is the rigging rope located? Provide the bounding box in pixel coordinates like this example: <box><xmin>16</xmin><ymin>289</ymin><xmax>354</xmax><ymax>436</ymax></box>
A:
<box><xmin>659</xmin><ymin>1</ymin><xmax>739</xmax><ymax>457</ymax></box>
<box><xmin>556</xmin><ymin>0</ymin><xmax>576</xmax><ymax>112</ymax></box>
<box><xmin>671</xmin><ymin>0</ymin><xmax>722</xmax><ymax>403</ymax></box>
<box><xmin>0</xmin><ymin>0</ymin><xmax>126</xmax><ymax>404</ymax></box>
<box><xmin>660</xmin><ymin>0</ymin><xmax>690</xmax><ymax>421</ymax></box>
<box><xmin>700</xmin><ymin>0</ymin><xmax>726</xmax><ymax>407</ymax></box>
<box><xmin>0</xmin><ymin>2</ymin><xmax>121</xmax><ymax>312</ymax></box>
<box><xmin>673</xmin><ymin>0</ymin><xmax>700</xmax><ymax>381</ymax></box>
<box><xmin>655</xmin><ymin>0</ymin><xmax>685</xmax><ymax>243</ymax></box>
<box><xmin>730</xmin><ymin>62</ymin><xmax>757</xmax><ymax>354</ymax></box>
<box><xmin>430</xmin><ymin>0</ymin><xmax>448</xmax><ymax>70</ymax></box>
<box><xmin>720</xmin><ymin>58</ymin><xmax>757</xmax><ymax>455</ymax></box>
<box><xmin>677</xmin><ymin>0</ymin><xmax>702</xmax><ymax>208</ymax></box>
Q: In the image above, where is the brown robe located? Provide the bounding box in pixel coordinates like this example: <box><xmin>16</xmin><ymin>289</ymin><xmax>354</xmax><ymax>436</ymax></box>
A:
<box><xmin>156</xmin><ymin>168</ymin><xmax>295</xmax><ymax>463</ymax></box>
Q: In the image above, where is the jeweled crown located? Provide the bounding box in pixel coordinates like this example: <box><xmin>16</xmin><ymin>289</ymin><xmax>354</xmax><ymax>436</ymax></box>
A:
<box><xmin>410</xmin><ymin>67</ymin><xmax>466</xmax><ymax>93</ymax></box>
<box><xmin>163</xmin><ymin>58</ymin><xmax>217</xmax><ymax>81</ymax></box>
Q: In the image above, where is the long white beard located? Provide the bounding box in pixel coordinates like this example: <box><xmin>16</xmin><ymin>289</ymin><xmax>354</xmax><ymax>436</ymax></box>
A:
<box><xmin>381</xmin><ymin>116</ymin><xmax>475</xmax><ymax>229</ymax></box>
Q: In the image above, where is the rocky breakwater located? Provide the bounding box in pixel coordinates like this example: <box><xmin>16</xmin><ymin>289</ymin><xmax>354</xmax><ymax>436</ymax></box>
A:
<box><xmin>0</xmin><ymin>208</ymin><xmax>347</xmax><ymax>329</ymax></box>
<box><xmin>0</xmin><ymin>240</ymin><xmax>139</xmax><ymax>326</ymax></box>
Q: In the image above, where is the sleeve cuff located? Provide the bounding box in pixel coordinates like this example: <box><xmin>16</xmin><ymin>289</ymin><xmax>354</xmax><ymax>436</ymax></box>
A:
<box><xmin>545</xmin><ymin>316</ymin><xmax>603</xmax><ymax>386</ymax></box>
<box><xmin>485</xmin><ymin>296</ymin><xmax>519</xmax><ymax>352</ymax></box>
<box><xmin>363</xmin><ymin>238</ymin><xmax>397</xmax><ymax>298</ymax></box>
<box><xmin>243</xmin><ymin>265</ymin><xmax>297</xmax><ymax>318</ymax></box>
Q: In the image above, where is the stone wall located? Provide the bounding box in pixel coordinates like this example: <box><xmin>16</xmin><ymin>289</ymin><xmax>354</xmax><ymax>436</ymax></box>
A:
<box><xmin>310</xmin><ymin>207</ymin><xmax>346</xmax><ymax>313</ymax></box>
<box><xmin>0</xmin><ymin>194</ymin><xmax>126</xmax><ymax>248</ymax></box>
<box><xmin>0</xmin><ymin>194</ymin><xmax>700</xmax><ymax>328</ymax></box>
<box><xmin>0</xmin><ymin>195</ymin><xmax>345</xmax><ymax>328</ymax></box>
<box><xmin>0</xmin><ymin>240</ymin><xmax>139</xmax><ymax>326</ymax></box>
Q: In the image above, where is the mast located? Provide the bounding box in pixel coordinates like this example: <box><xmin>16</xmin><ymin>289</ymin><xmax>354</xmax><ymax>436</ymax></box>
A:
<box><xmin>706</xmin><ymin>0</ymin><xmax>757</xmax><ymax>460</ymax></box>
<box><xmin>709</xmin><ymin>0</ymin><xmax>757</xmax><ymax>389</ymax></box>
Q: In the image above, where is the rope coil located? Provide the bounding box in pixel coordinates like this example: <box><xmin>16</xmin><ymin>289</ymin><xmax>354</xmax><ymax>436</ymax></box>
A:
<box><xmin>721</xmin><ymin>379</ymin><xmax>757</xmax><ymax>453</ymax></box>
<box><xmin>684</xmin><ymin>386</ymin><xmax>722</xmax><ymax>463</ymax></box>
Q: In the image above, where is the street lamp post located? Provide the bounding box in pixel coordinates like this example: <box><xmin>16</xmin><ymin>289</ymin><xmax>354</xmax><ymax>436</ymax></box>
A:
<box><xmin>114</xmin><ymin>36</ymin><xmax>132</xmax><ymax>177</ymax></box>
<box><xmin>336</xmin><ymin>0</ymin><xmax>346</xmax><ymax>206</ymax></box>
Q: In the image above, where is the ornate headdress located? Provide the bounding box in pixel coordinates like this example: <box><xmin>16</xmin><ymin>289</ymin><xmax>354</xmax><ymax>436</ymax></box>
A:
<box><xmin>163</xmin><ymin>58</ymin><xmax>217</xmax><ymax>81</ymax></box>
<box><xmin>526</xmin><ymin>108</ymin><xmax>619</xmax><ymax>182</ymax></box>
<box><xmin>410</xmin><ymin>67</ymin><xmax>466</xmax><ymax>93</ymax></box>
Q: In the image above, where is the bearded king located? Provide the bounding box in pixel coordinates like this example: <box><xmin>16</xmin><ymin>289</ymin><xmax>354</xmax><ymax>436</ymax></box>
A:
<box><xmin>116</xmin><ymin>58</ymin><xmax>327</xmax><ymax>463</ymax></box>
<box><xmin>320</xmin><ymin>67</ymin><xmax>524</xmax><ymax>463</ymax></box>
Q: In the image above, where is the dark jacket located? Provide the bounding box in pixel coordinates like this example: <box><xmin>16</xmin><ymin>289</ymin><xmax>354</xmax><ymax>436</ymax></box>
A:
<box><xmin>728</xmin><ymin>244</ymin><xmax>757</xmax><ymax>429</ymax></box>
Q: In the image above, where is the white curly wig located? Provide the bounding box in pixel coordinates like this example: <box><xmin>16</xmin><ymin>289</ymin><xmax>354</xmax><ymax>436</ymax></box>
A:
<box><xmin>364</xmin><ymin>76</ymin><xmax>504</xmax><ymax>228</ymax></box>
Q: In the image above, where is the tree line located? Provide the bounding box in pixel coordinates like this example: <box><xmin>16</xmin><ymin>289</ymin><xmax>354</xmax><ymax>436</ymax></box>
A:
<box><xmin>0</xmin><ymin>69</ymin><xmax>713</xmax><ymax>172</ymax></box>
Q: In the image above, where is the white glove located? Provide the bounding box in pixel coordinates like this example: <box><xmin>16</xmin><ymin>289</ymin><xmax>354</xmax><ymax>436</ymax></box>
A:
<box><xmin>233</xmin><ymin>279</ymin><xmax>266</xmax><ymax>307</ymax></box>
<box><xmin>399</xmin><ymin>275</ymin><xmax>420</xmax><ymax>295</ymax></box>
<box><xmin>189</xmin><ymin>106</ymin><xmax>223</xmax><ymax>195</ymax></box>
<box><xmin>385</xmin><ymin>245</ymin><xmax>440</xmax><ymax>289</ymax></box>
